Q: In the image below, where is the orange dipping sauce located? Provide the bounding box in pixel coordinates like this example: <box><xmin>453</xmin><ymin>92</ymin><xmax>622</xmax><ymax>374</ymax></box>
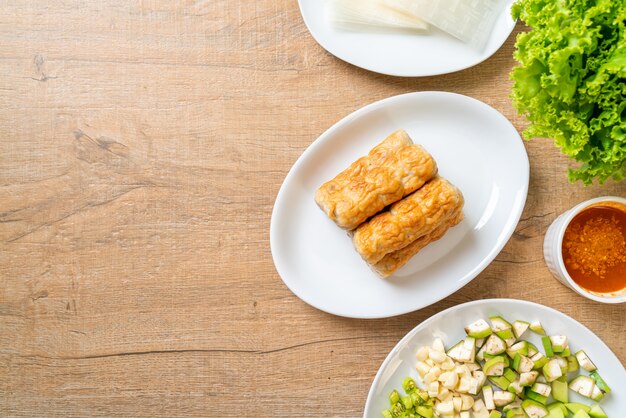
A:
<box><xmin>562</xmin><ymin>202</ymin><xmax>626</xmax><ymax>294</ymax></box>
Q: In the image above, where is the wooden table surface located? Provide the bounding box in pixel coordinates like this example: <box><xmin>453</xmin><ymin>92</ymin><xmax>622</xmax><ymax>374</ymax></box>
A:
<box><xmin>1</xmin><ymin>1</ymin><xmax>624</xmax><ymax>416</ymax></box>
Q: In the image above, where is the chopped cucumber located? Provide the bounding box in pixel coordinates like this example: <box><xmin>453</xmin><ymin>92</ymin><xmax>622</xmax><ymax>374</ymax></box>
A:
<box><xmin>590</xmin><ymin>384</ymin><xmax>604</xmax><ymax>402</ymax></box>
<box><xmin>562</xmin><ymin>347</ymin><xmax>571</xmax><ymax>357</ymax></box>
<box><xmin>483</xmin><ymin>385</ymin><xmax>495</xmax><ymax>410</ymax></box>
<box><xmin>522</xmin><ymin>399</ymin><xmax>549</xmax><ymax>418</ymax></box>
<box><xmin>484</xmin><ymin>335</ymin><xmax>507</xmax><ymax>355</ymax></box>
<box><xmin>531</xmin><ymin>352</ymin><xmax>548</xmax><ymax>370</ymax></box>
<box><xmin>549</xmin><ymin>336</ymin><xmax>567</xmax><ymax>353</ymax></box>
<box><xmin>527</xmin><ymin>342</ymin><xmax>539</xmax><ymax>357</ymax></box>
<box><xmin>496</xmin><ymin>328</ymin><xmax>516</xmax><ymax>347</ymax></box>
<box><xmin>526</xmin><ymin>389</ymin><xmax>548</xmax><ymax>405</ymax></box>
<box><xmin>506</xmin><ymin>408</ymin><xmax>526</xmax><ymax>418</ymax></box>
<box><xmin>547</xmin><ymin>407</ymin><xmax>565</xmax><ymax>418</ymax></box>
<box><xmin>401</xmin><ymin>395</ymin><xmax>412</xmax><ymax>409</ymax></box>
<box><xmin>519</xmin><ymin>371</ymin><xmax>539</xmax><ymax>387</ymax></box>
<box><xmin>507</xmin><ymin>341</ymin><xmax>529</xmax><ymax>359</ymax></box>
<box><xmin>493</xmin><ymin>390</ymin><xmax>515</xmax><ymax>407</ymax></box>
<box><xmin>503</xmin><ymin>399</ymin><xmax>523</xmax><ymax>412</ymax></box>
<box><xmin>504</xmin><ymin>368</ymin><xmax>519</xmax><ymax>383</ymax></box>
<box><xmin>542</xmin><ymin>359</ymin><xmax>563</xmax><ymax>382</ymax></box>
<box><xmin>590</xmin><ymin>371</ymin><xmax>611</xmax><ymax>394</ymax></box>
<box><xmin>541</xmin><ymin>336</ymin><xmax>554</xmax><ymax>357</ymax></box>
<box><xmin>567</xmin><ymin>355</ymin><xmax>579</xmax><ymax>373</ymax></box>
<box><xmin>512</xmin><ymin>353</ymin><xmax>534</xmax><ymax>373</ymax></box>
<box><xmin>507</xmin><ymin>379</ymin><xmax>524</xmax><ymax>396</ymax></box>
<box><xmin>565</xmin><ymin>403</ymin><xmax>591</xmax><ymax>414</ymax></box>
<box><xmin>553</xmin><ymin>356</ymin><xmax>568</xmax><ymax>375</ymax></box>
<box><xmin>382</xmin><ymin>410</ymin><xmax>393</xmax><ymax>418</ymax></box>
<box><xmin>529</xmin><ymin>321</ymin><xmax>546</xmax><ymax>335</ymax></box>
<box><xmin>588</xmin><ymin>404</ymin><xmax>608</xmax><ymax>418</ymax></box>
<box><xmin>512</xmin><ymin>320</ymin><xmax>530</xmax><ymax>339</ymax></box>
<box><xmin>484</xmin><ymin>356</ymin><xmax>507</xmax><ymax>376</ymax></box>
<box><xmin>466</xmin><ymin>319</ymin><xmax>494</xmax><ymax>338</ymax></box>
<box><xmin>489</xmin><ymin>376</ymin><xmax>511</xmax><ymax>390</ymax></box>
<box><xmin>447</xmin><ymin>336</ymin><xmax>476</xmax><ymax>363</ymax></box>
<box><xmin>547</xmin><ymin>402</ymin><xmax>568</xmax><ymax>416</ymax></box>
<box><xmin>490</xmin><ymin>411</ymin><xmax>503</xmax><ymax>418</ymax></box>
<box><xmin>551</xmin><ymin>379</ymin><xmax>568</xmax><ymax>403</ymax></box>
<box><xmin>572</xmin><ymin>411</ymin><xmax>592</xmax><ymax>418</ymax></box>
<box><xmin>490</xmin><ymin>316</ymin><xmax>513</xmax><ymax>332</ymax></box>
<box><xmin>531</xmin><ymin>382</ymin><xmax>551</xmax><ymax>397</ymax></box>
<box><xmin>575</xmin><ymin>350</ymin><xmax>597</xmax><ymax>372</ymax></box>
<box><xmin>569</xmin><ymin>375</ymin><xmax>595</xmax><ymax>398</ymax></box>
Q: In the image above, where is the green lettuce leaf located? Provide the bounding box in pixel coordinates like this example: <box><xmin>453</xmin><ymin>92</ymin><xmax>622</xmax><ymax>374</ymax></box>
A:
<box><xmin>511</xmin><ymin>0</ymin><xmax>626</xmax><ymax>184</ymax></box>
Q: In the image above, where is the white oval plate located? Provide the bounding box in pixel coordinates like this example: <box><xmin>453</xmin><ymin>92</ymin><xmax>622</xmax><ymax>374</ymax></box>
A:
<box><xmin>297</xmin><ymin>0</ymin><xmax>516</xmax><ymax>77</ymax></box>
<box><xmin>270</xmin><ymin>92</ymin><xmax>529</xmax><ymax>318</ymax></box>
<box><xmin>364</xmin><ymin>299</ymin><xmax>626</xmax><ymax>417</ymax></box>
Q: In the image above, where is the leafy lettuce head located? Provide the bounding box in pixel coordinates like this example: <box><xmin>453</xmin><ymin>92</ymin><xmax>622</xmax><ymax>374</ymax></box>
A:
<box><xmin>511</xmin><ymin>0</ymin><xmax>625</xmax><ymax>184</ymax></box>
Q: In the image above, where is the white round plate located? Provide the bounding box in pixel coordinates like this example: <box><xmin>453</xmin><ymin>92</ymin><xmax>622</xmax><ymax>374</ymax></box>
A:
<box><xmin>270</xmin><ymin>92</ymin><xmax>529</xmax><ymax>318</ymax></box>
<box><xmin>297</xmin><ymin>0</ymin><xmax>517</xmax><ymax>77</ymax></box>
<box><xmin>364</xmin><ymin>299</ymin><xmax>626</xmax><ymax>417</ymax></box>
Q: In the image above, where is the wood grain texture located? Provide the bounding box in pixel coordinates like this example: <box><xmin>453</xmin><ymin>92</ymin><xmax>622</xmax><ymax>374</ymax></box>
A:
<box><xmin>0</xmin><ymin>1</ymin><xmax>624</xmax><ymax>416</ymax></box>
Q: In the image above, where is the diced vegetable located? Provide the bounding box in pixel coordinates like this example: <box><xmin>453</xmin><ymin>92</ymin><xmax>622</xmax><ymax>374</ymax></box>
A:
<box><xmin>506</xmin><ymin>408</ymin><xmax>526</xmax><ymax>418</ymax></box>
<box><xmin>506</xmin><ymin>341</ymin><xmax>528</xmax><ymax>359</ymax></box>
<box><xmin>402</xmin><ymin>377</ymin><xmax>417</xmax><ymax>394</ymax></box>
<box><xmin>484</xmin><ymin>356</ymin><xmax>506</xmax><ymax>376</ymax></box>
<box><xmin>512</xmin><ymin>353</ymin><xmax>534</xmax><ymax>373</ymax></box>
<box><xmin>547</xmin><ymin>407</ymin><xmax>565</xmax><ymax>418</ymax></box>
<box><xmin>547</xmin><ymin>402</ymin><xmax>568</xmax><ymax>416</ymax></box>
<box><xmin>507</xmin><ymin>379</ymin><xmax>524</xmax><ymax>396</ymax></box>
<box><xmin>483</xmin><ymin>385</ymin><xmax>495</xmax><ymax>410</ymax></box>
<box><xmin>526</xmin><ymin>389</ymin><xmax>548</xmax><ymax>405</ymax></box>
<box><xmin>529</xmin><ymin>321</ymin><xmax>545</xmax><ymax>335</ymax></box>
<box><xmin>527</xmin><ymin>343</ymin><xmax>539</xmax><ymax>357</ymax></box>
<box><xmin>484</xmin><ymin>335</ymin><xmax>507</xmax><ymax>355</ymax></box>
<box><xmin>490</xmin><ymin>316</ymin><xmax>513</xmax><ymax>332</ymax></box>
<box><xmin>549</xmin><ymin>336</ymin><xmax>567</xmax><ymax>353</ymax></box>
<box><xmin>530</xmin><ymin>352</ymin><xmax>548</xmax><ymax>370</ymax></box>
<box><xmin>493</xmin><ymin>391</ymin><xmax>515</xmax><ymax>407</ymax></box>
<box><xmin>489</xmin><ymin>376</ymin><xmax>511</xmax><ymax>390</ymax></box>
<box><xmin>564</xmin><ymin>403</ymin><xmax>591</xmax><ymax>414</ymax></box>
<box><xmin>588</xmin><ymin>404</ymin><xmax>608</xmax><ymax>418</ymax></box>
<box><xmin>590</xmin><ymin>372</ymin><xmax>611</xmax><ymax>394</ymax></box>
<box><xmin>490</xmin><ymin>410</ymin><xmax>503</xmax><ymax>418</ymax></box>
<box><xmin>572</xmin><ymin>411</ymin><xmax>592</xmax><ymax>418</ymax></box>
<box><xmin>531</xmin><ymin>382</ymin><xmax>551</xmax><ymax>397</ymax></box>
<box><xmin>551</xmin><ymin>379</ymin><xmax>568</xmax><ymax>403</ymax></box>
<box><xmin>569</xmin><ymin>376</ymin><xmax>595</xmax><ymax>398</ymax></box>
<box><xmin>512</xmin><ymin>321</ymin><xmax>529</xmax><ymax>339</ymax></box>
<box><xmin>590</xmin><ymin>384</ymin><xmax>604</xmax><ymax>402</ymax></box>
<box><xmin>504</xmin><ymin>368</ymin><xmax>519</xmax><ymax>383</ymax></box>
<box><xmin>575</xmin><ymin>350</ymin><xmax>597</xmax><ymax>372</ymax></box>
<box><xmin>389</xmin><ymin>389</ymin><xmax>400</xmax><ymax>405</ymax></box>
<box><xmin>519</xmin><ymin>371</ymin><xmax>538</xmax><ymax>387</ymax></box>
<box><xmin>542</xmin><ymin>359</ymin><xmax>562</xmax><ymax>382</ymax></box>
<box><xmin>541</xmin><ymin>336</ymin><xmax>554</xmax><ymax>357</ymax></box>
<box><xmin>566</xmin><ymin>355</ymin><xmax>579</xmax><ymax>373</ymax></box>
<box><xmin>496</xmin><ymin>328</ymin><xmax>516</xmax><ymax>347</ymax></box>
<box><xmin>416</xmin><ymin>405</ymin><xmax>433</xmax><ymax>417</ymax></box>
<box><xmin>466</xmin><ymin>319</ymin><xmax>493</xmax><ymax>338</ymax></box>
<box><xmin>522</xmin><ymin>399</ymin><xmax>549</xmax><ymax>418</ymax></box>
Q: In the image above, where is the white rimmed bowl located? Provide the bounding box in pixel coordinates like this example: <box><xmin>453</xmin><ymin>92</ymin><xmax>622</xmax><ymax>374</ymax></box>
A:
<box><xmin>543</xmin><ymin>196</ymin><xmax>626</xmax><ymax>304</ymax></box>
<box><xmin>364</xmin><ymin>298</ymin><xmax>626</xmax><ymax>417</ymax></box>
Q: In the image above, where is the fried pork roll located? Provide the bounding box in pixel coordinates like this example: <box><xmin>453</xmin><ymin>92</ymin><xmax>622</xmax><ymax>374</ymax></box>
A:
<box><xmin>371</xmin><ymin>207</ymin><xmax>464</xmax><ymax>277</ymax></box>
<box><xmin>352</xmin><ymin>176</ymin><xmax>464</xmax><ymax>265</ymax></box>
<box><xmin>315</xmin><ymin>130</ymin><xmax>437</xmax><ymax>230</ymax></box>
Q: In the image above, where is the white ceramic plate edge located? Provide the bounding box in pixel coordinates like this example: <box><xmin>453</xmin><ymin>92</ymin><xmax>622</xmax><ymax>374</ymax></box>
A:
<box><xmin>297</xmin><ymin>0</ymin><xmax>517</xmax><ymax>77</ymax></box>
<box><xmin>270</xmin><ymin>92</ymin><xmax>529</xmax><ymax>319</ymax></box>
<box><xmin>363</xmin><ymin>298</ymin><xmax>626</xmax><ymax>417</ymax></box>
